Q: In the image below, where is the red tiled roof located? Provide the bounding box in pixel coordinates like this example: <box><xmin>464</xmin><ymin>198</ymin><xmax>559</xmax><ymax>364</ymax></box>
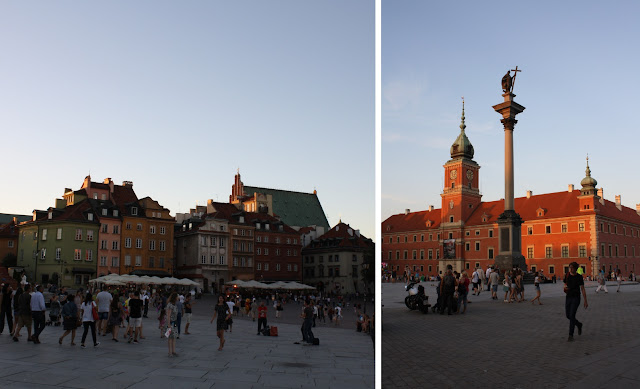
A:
<box><xmin>311</xmin><ymin>222</ymin><xmax>372</xmax><ymax>249</ymax></box>
<box><xmin>383</xmin><ymin>190</ymin><xmax>640</xmax><ymax>233</ymax></box>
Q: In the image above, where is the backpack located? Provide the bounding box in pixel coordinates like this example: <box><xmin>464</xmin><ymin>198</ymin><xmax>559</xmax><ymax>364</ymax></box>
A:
<box><xmin>443</xmin><ymin>275</ymin><xmax>455</xmax><ymax>293</ymax></box>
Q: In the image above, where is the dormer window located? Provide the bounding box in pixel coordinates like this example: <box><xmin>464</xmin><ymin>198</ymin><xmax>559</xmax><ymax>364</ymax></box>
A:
<box><xmin>88</xmin><ymin>213</ymin><xmax>94</xmax><ymax>221</ymax></box>
<box><xmin>256</xmin><ymin>222</ymin><xmax>261</xmax><ymax>229</ymax></box>
<box><xmin>102</xmin><ymin>209</ymin><xmax>108</xmax><ymax>216</ymax></box>
<box><xmin>239</xmin><ymin>216</ymin><xmax>245</xmax><ymax>223</ymax></box>
<box><xmin>131</xmin><ymin>207</ymin><xmax>138</xmax><ymax>216</ymax></box>
<box><xmin>48</xmin><ymin>211</ymin><xmax>52</xmax><ymax>220</ymax></box>
<box><xmin>113</xmin><ymin>210</ymin><xmax>118</xmax><ymax>217</ymax></box>
<box><xmin>265</xmin><ymin>223</ymin><xmax>270</xmax><ymax>231</ymax></box>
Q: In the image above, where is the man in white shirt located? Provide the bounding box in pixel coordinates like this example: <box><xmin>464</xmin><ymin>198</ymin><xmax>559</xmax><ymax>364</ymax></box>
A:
<box><xmin>96</xmin><ymin>285</ymin><xmax>112</xmax><ymax>336</ymax></box>
<box><xmin>485</xmin><ymin>266</ymin><xmax>492</xmax><ymax>291</ymax></box>
<box><xmin>31</xmin><ymin>284</ymin><xmax>47</xmax><ymax>344</ymax></box>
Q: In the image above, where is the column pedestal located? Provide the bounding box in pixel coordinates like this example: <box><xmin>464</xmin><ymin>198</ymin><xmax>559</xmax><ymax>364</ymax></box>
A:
<box><xmin>494</xmin><ymin>210</ymin><xmax>527</xmax><ymax>271</ymax></box>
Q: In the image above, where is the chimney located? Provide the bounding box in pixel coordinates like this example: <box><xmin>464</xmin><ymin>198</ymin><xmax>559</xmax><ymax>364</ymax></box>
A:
<box><xmin>428</xmin><ymin>205</ymin><xmax>434</xmax><ymax>212</ymax></box>
<box><xmin>636</xmin><ymin>204</ymin><xmax>640</xmax><ymax>215</ymax></box>
<box><xmin>122</xmin><ymin>181</ymin><xmax>133</xmax><ymax>187</ymax></box>
<box><xmin>598</xmin><ymin>188</ymin><xmax>604</xmax><ymax>205</ymax></box>
<box><xmin>13</xmin><ymin>216</ymin><xmax>18</xmax><ymax>225</ymax></box>
<box><xmin>405</xmin><ymin>209</ymin><xmax>410</xmax><ymax>215</ymax></box>
<box><xmin>615</xmin><ymin>195</ymin><xmax>622</xmax><ymax>210</ymax></box>
<box><xmin>568</xmin><ymin>184</ymin><xmax>574</xmax><ymax>192</ymax></box>
<box><xmin>526</xmin><ymin>190</ymin><xmax>532</xmax><ymax>199</ymax></box>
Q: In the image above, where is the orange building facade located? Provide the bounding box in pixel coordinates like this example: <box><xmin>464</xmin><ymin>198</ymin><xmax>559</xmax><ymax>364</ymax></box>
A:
<box><xmin>382</xmin><ymin>118</ymin><xmax>640</xmax><ymax>280</ymax></box>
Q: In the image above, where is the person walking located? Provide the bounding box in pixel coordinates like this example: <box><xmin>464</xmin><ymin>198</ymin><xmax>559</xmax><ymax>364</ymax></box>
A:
<box><xmin>127</xmin><ymin>291</ymin><xmax>143</xmax><ymax>344</ymax></box>
<box><xmin>616</xmin><ymin>269</ymin><xmax>623</xmax><ymax>292</ymax></box>
<box><xmin>175</xmin><ymin>295</ymin><xmax>184</xmax><ymax>339</ymax></box>
<box><xmin>184</xmin><ymin>294</ymin><xmax>194</xmax><ymax>335</ymax></box>
<box><xmin>31</xmin><ymin>284</ymin><xmax>47</xmax><ymax>344</ymax></box>
<box><xmin>210</xmin><ymin>294</ymin><xmax>231</xmax><ymax>351</ymax></box>
<box><xmin>595</xmin><ymin>269</ymin><xmax>609</xmax><ymax>293</ymax></box>
<box><xmin>439</xmin><ymin>265</ymin><xmax>457</xmax><ymax>314</ymax></box>
<box><xmin>564</xmin><ymin>262</ymin><xmax>588</xmax><ymax>342</ymax></box>
<box><xmin>489</xmin><ymin>268</ymin><xmax>499</xmax><ymax>300</ymax></box>
<box><xmin>503</xmin><ymin>270</ymin><xmax>512</xmax><ymax>303</ymax></box>
<box><xmin>457</xmin><ymin>272</ymin><xmax>470</xmax><ymax>314</ymax></box>
<box><xmin>225</xmin><ymin>297</ymin><xmax>234</xmax><ymax>332</ymax></box>
<box><xmin>59</xmin><ymin>294</ymin><xmax>78</xmax><ymax>345</ymax></box>
<box><xmin>165</xmin><ymin>292</ymin><xmax>179</xmax><ymax>357</ymax></box>
<box><xmin>80</xmin><ymin>292</ymin><xmax>100</xmax><ymax>348</ymax></box>
<box><xmin>0</xmin><ymin>284</ymin><xmax>13</xmax><ymax>335</ymax></box>
<box><xmin>531</xmin><ymin>271</ymin><xmax>543</xmax><ymax>305</ymax></box>
<box><xmin>471</xmin><ymin>267</ymin><xmax>480</xmax><ymax>296</ymax></box>
<box><xmin>13</xmin><ymin>283</ymin><xmax>32</xmax><ymax>342</ymax></box>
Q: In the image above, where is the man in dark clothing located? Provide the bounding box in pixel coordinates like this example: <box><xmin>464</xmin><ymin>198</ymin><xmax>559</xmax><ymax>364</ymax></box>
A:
<box><xmin>302</xmin><ymin>300</ymin><xmax>315</xmax><ymax>344</ymax></box>
<box><xmin>564</xmin><ymin>262</ymin><xmax>588</xmax><ymax>342</ymax></box>
<box><xmin>128</xmin><ymin>291</ymin><xmax>143</xmax><ymax>344</ymax></box>
<box><xmin>0</xmin><ymin>284</ymin><xmax>13</xmax><ymax>335</ymax></box>
<box><xmin>439</xmin><ymin>265</ymin><xmax>458</xmax><ymax>315</ymax></box>
<box><xmin>13</xmin><ymin>284</ymin><xmax>33</xmax><ymax>342</ymax></box>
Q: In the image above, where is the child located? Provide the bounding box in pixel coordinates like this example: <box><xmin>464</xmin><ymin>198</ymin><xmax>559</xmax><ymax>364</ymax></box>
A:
<box><xmin>158</xmin><ymin>308</ymin><xmax>166</xmax><ymax>338</ymax></box>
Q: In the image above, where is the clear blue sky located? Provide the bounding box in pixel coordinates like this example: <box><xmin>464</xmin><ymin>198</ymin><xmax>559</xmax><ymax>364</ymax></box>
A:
<box><xmin>383</xmin><ymin>1</ymin><xmax>640</xmax><ymax>220</ymax></box>
<box><xmin>0</xmin><ymin>1</ymin><xmax>375</xmax><ymax>239</ymax></box>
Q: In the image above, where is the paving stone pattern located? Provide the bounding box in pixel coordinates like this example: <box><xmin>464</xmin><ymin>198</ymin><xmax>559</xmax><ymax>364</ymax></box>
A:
<box><xmin>0</xmin><ymin>295</ymin><xmax>374</xmax><ymax>389</ymax></box>
<box><xmin>382</xmin><ymin>281</ymin><xmax>640</xmax><ymax>389</ymax></box>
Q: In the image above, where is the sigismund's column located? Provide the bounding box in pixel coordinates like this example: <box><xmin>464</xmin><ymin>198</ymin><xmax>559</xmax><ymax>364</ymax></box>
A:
<box><xmin>492</xmin><ymin>68</ymin><xmax>527</xmax><ymax>271</ymax></box>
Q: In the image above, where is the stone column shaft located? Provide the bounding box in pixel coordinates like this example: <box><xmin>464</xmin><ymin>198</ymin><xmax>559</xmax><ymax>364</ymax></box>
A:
<box><xmin>505</xmin><ymin>128</ymin><xmax>514</xmax><ymax>211</ymax></box>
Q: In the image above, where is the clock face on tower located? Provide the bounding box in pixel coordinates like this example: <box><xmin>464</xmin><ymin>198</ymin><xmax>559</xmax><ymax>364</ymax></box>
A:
<box><xmin>450</xmin><ymin>170</ymin><xmax>457</xmax><ymax>180</ymax></box>
<box><xmin>467</xmin><ymin>169</ymin><xmax>474</xmax><ymax>181</ymax></box>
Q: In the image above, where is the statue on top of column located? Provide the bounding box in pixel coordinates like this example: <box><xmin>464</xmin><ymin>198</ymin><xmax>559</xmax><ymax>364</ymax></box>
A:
<box><xmin>501</xmin><ymin>66</ymin><xmax>521</xmax><ymax>94</ymax></box>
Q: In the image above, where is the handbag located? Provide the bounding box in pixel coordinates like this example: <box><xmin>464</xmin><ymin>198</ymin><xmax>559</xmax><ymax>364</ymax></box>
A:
<box><xmin>92</xmin><ymin>303</ymin><xmax>99</xmax><ymax>321</ymax></box>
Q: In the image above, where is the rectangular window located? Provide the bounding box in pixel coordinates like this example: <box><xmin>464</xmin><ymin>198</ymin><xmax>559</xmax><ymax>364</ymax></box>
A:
<box><xmin>579</xmin><ymin>223</ymin><xmax>585</xmax><ymax>232</ymax></box>
<box><xmin>75</xmin><ymin>229</ymin><xmax>83</xmax><ymax>240</ymax></box>
<box><xmin>125</xmin><ymin>238</ymin><xmax>132</xmax><ymax>248</ymax></box>
<box><xmin>159</xmin><ymin>257</ymin><xmax>165</xmax><ymax>268</ymax></box>
<box><xmin>388</xmin><ymin>251</ymin><xmax>392</xmax><ymax>260</ymax></box>
<box><xmin>131</xmin><ymin>207</ymin><xmax>138</xmax><ymax>216</ymax></box>
<box><xmin>150</xmin><ymin>225</ymin><xmax>156</xmax><ymax>234</ymax></box>
<box><xmin>265</xmin><ymin>248</ymin><xmax>269</xmax><ymax>255</ymax></box>
<box><xmin>57</xmin><ymin>228</ymin><xmax>63</xmax><ymax>240</ymax></box>
<box><xmin>549</xmin><ymin>265</ymin><xmax>555</xmax><ymax>274</ymax></box>
<box><xmin>545</xmin><ymin>225</ymin><xmax>551</xmax><ymax>234</ymax></box>
<box><xmin>112</xmin><ymin>241</ymin><xmax>119</xmax><ymax>250</ymax></box>
<box><xmin>56</xmin><ymin>248</ymin><xmax>61</xmax><ymax>260</ymax></box>
<box><xmin>201</xmin><ymin>255</ymin><xmax>206</xmax><ymax>264</ymax></box>
<box><xmin>160</xmin><ymin>226</ymin><xmax>166</xmax><ymax>235</ymax></box>
<box><xmin>428</xmin><ymin>249</ymin><xmax>433</xmax><ymax>260</ymax></box>
<box><xmin>136</xmin><ymin>238</ymin><xmax>142</xmax><ymax>249</ymax></box>
<box><xmin>233</xmin><ymin>257</ymin><xmax>238</xmax><ymax>266</ymax></box>
<box><xmin>74</xmin><ymin>249</ymin><xmax>82</xmax><ymax>261</ymax></box>
<box><xmin>561</xmin><ymin>245</ymin><xmax>569</xmax><ymax>258</ymax></box>
<box><xmin>396</xmin><ymin>251</ymin><xmax>400</xmax><ymax>260</ymax></box>
<box><xmin>102</xmin><ymin>224</ymin><xmax>109</xmax><ymax>233</ymax></box>
<box><xmin>125</xmin><ymin>255</ymin><xmax>131</xmax><ymax>266</ymax></box>
<box><xmin>85</xmin><ymin>249</ymin><xmax>93</xmax><ymax>261</ymax></box>
<box><xmin>160</xmin><ymin>241</ymin><xmax>166</xmax><ymax>251</ymax></box>
<box><xmin>211</xmin><ymin>236</ymin><xmax>217</xmax><ymax>246</ymax></box>
<box><xmin>149</xmin><ymin>257</ymin><xmax>155</xmax><ymax>268</ymax></box>
<box><xmin>135</xmin><ymin>256</ymin><xmax>142</xmax><ymax>266</ymax></box>
<box><xmin>219</xmin><ymin>255</ymin><xmax>225</xmax><ymax>265</ymax></box>
<box><xmin>527</xmin><ymin>246</ymin><xmax>534</xmax><ymax>259</ymax></box>
<box><xmin>527</xmin><ymin>226</ymin><xmax>533</xmax><ymax>235</ymax></box>
<box><xmin>101</xmin><ymin>240</ymin><xmax>108</xmax><ymax>250</ymax></box>
<box><xmin>112</xmin><ymin>257</ymin><xmax>119</xmax><ymax>267</ymax></box>
<box><xmin>113</xmin><ymin>225</ymin><xmax>119</xmax><ymax>234</ymax></box>
<box><xmin>86</xmin><ymin>230</ymin><xmax>94</xmax><ymax>241</ymax></box>
<box><xmin>102</xmin><ymin>209</ymin><xmax>107</xmax><ymax>216</ymax></box>
<box><xmin>149</xmin><ymin>240</ymin><xmax>156</xmax><ymax>250</ymax></box>
<box><xmin>257</xmin><ymin>263</ymin><xmax>262</xmax><ymax>270</ymax></box>
<box><xmin>403</xmin><ymin>251</ymin><xmax>408</xmax><ymax>259</ymax></box>
<box><xmin>100</xmin><ymin>256</ymin><xmax>107</xmax><ymax>266</ymax></box>
<box><xmin>488</xmin><ymin>248</ymin><xmax>494</xmax><ymax>259</ymax></box>
<box><xmin>210</xmin><ymin>255</ymin><xmax>215</xmax><ymax>265</ymax></box>
<box><xmin>126</xmin><ymin>223</ymin><xmax>131</xmax><ymax>230</ymax></box>
<box><xmin>561</xmin><ymin>224</ymin><xmax>567</xmax><ymax>233</ymax></box>
<box><xmin>40</xmin><ymin>248</ymin><xmax>46</xmax><ymax>259</ymax></box>
<box><xmin>489</xmin><ymin>230</ymin><xmax>493</xmax><ymax>238</ymax></box>
<box><xmin>436</xmin><ymin>249</ymin><xmax>440</xmax><ymax>259</ymax></box>
<box><xmin>465</xmin><ymin>242</ymin><xmax>470</xmax><ymax>251</ymax></box>
<box><xmin>412</xmin><ymin>250</ymin><xmax>417</xmax><ymax>260</ymax></box>
<box><xmin>42</xmin><ymin>229</ymin><xmax>47</xmax><ymax>240</ymax></box>
<box><xmin>579</xmin><ymin>245</ymin><xmax>586</xmax><ymax>258</ymax></box>
<box><xmin>257</xmin><ymin>248</ymin><xmax>262</xmax><ymax>255</ymax></box>
<box><xmin>475</xmin><ymin>242</ymin><xmax>480</xmax><ymax>251</ymax></box>
<box><xmin>420</xmin><ymin>250</ymin><xmax>424</xmax><ymax>260</ymax></box>
<box><xmin>545</xmin><ymin>246</ymin><xmax>553</xmax><ymax>259</ymax></box>
<box><xmin>601</xmin><ymin>244</ymin><xmax>605</xmax><ymax>257</ymax></box>
<box><xmin>137</xmin><ymin>223</ymin><xmax>143</xmax><ymax>231</ymax></box>
<box><xmin>8</xmin><ymin>240</ymin><xmax>13</xmax><ymax>248</ymax></box>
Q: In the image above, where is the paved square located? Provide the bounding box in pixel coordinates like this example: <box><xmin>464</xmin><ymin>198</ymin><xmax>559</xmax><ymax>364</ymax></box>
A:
<box><xmin>382</xmin><ymin>280</ymin><xmax>640</xmax><ymax>388</ymax></box>
<box><xmin>0</xmin><ymin>296</ymin><xmax>374</xmax><ymax>389</ymax></box>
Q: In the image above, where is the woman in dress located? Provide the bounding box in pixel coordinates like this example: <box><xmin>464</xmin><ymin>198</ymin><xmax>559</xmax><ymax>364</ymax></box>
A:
<box><xmin>166</xmin><ymin>292</ymin><xmax>178</xmax><ymax>357</ymax></box>
<box><xmin>210</xmin><ymin>294</ymin><xmax>231</xmax><ymax>351</ymax></box>
<box><xmin>80</xmin><ymin>292</ymin><xmax>99</xmax><ymax>348</ymax></box>
<box><xmin>108</xmin><ymin>294</ymin><xmax>123</xmax><ymax>342</ymax></box>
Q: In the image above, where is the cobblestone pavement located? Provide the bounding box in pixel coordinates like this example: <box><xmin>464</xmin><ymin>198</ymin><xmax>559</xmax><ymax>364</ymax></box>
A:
<box><xmin>382</xmin><ymin>280</ymin><xmax>640</xmax><ymax>389</ymax></box>
<box><xmin>0</xmin><ymin>295</ymin><xmax>374</xmax><ymax>389</ymax></box>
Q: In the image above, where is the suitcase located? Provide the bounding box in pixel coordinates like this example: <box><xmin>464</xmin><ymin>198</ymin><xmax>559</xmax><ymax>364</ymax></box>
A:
<box><xmin>312</xmin><ymin>337</ymin><xmax>319</xmax><ymax>345</ymax></box>
<box><xmin>270</xmin><ymin>326</ymin><xmax>278</xmax><ymax>336</ymax></box>
<box><xmin>262</xmin><ymin>326</ymin><xmax>271</xmax><ymax>336</ymax></box>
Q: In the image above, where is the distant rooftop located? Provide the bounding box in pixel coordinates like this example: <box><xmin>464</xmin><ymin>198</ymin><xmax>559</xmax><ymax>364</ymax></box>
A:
<box><xmin>0</xmin><ymin>213</ymin><xmax>31</xmax><ymax>224</ymax></box>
